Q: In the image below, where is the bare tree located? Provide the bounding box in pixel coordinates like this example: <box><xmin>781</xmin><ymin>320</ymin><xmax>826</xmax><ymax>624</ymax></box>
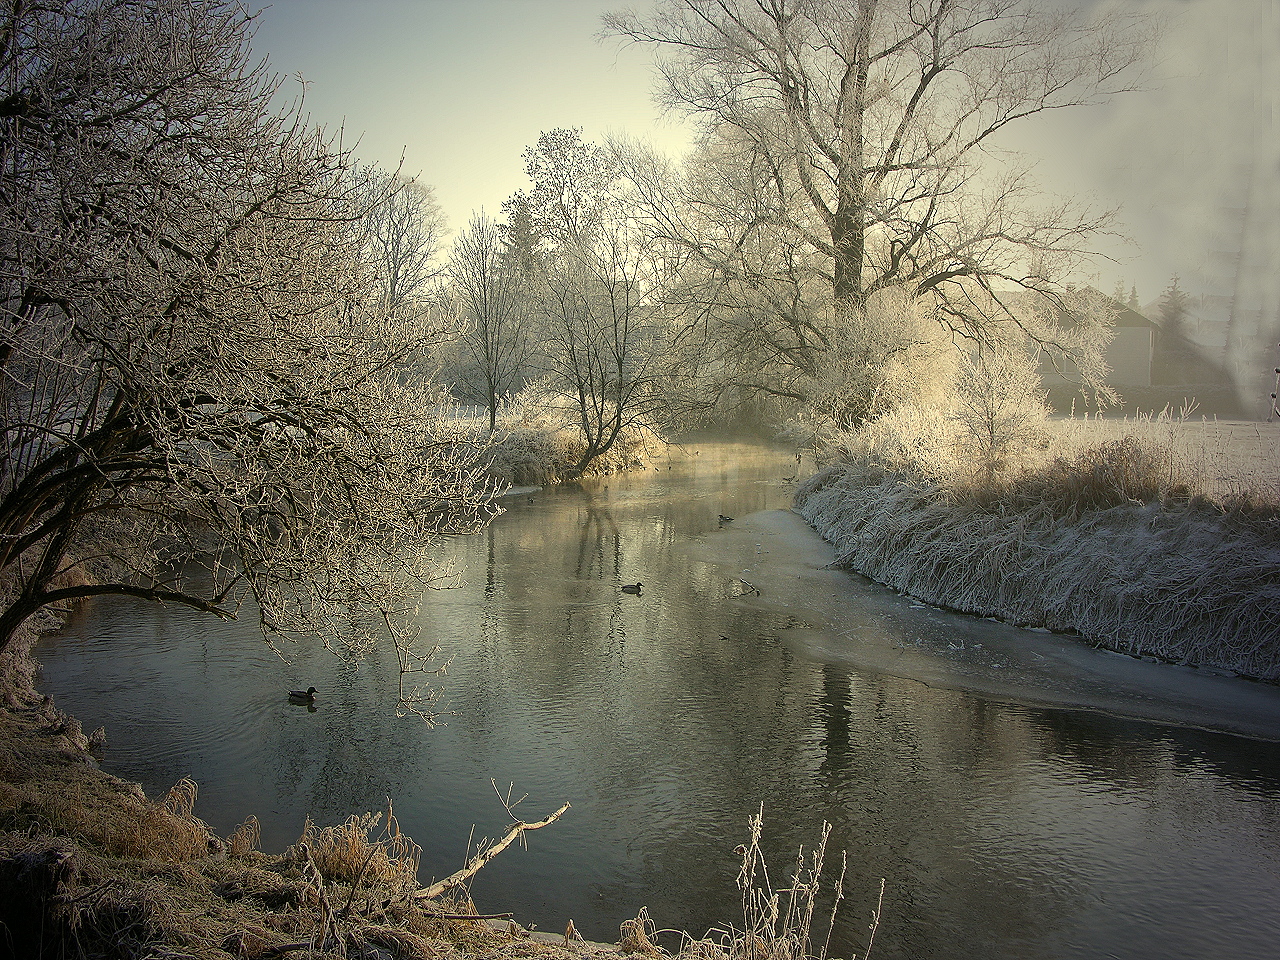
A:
<box><xmin>604</xmin><ymin>0</ymin><xmax>1151</xmax><ymax>415</ymax></box>
<box><xmin>447</xmin><ymin>212</ymin><xmax>535</xmax><ymax>432</ymax></box>
<box><xmin>511</xmin><ymin>130</ymin><xmax>682</xmax><ymax>477</ymax></box>
<box><xmin>357</xmin><ymin>167</ymin><xmax>449</xmax><ymax>319</ymax></box>
<box><xmin>0</xmin><ymin>0</ymin><xmax>497</xmax><ymax>702</ymax></box>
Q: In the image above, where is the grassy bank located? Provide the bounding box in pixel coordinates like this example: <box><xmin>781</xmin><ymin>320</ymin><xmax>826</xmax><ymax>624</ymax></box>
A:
<box><xmin>0</xmin><ymin>644</ymin><xmax>607</xmax><ymax>960</ymax></box>
<box><xmin>1</xmin><ymin>638</ymin><xmax>861</xmax><ymax>959</ymax></box>
<box><xmin>796</xmin><ymin>416</ymin><xmax>1280</xmax><ymax>680</ymax></box>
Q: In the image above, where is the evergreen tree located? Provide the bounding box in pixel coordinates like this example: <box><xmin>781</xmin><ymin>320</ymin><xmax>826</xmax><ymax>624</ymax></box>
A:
<box><xmin>1128</xmin><ymin>284</ymin><xmax>1140</xmax><ymax>311</ymax></box>
<box><xmin>1158</xmin><ymin>276</ymin><xmax>1191</xmax><ymax>335</ymax></box>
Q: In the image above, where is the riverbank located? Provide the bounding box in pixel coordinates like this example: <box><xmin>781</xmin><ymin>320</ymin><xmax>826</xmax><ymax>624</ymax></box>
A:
<box><xmin>792</xmin><ymin>457</ymin><xmax>1279</xmax><ymax>681</ymax></box>
<box><xmin>0</xmin><ymin>642</ymin><xmax>635</xmax><ymax>960</ymax></box>
<box><xmin>687</xmin><ymin>508</ymin><xmax>1280</xmax><ymax>741</ymax></box>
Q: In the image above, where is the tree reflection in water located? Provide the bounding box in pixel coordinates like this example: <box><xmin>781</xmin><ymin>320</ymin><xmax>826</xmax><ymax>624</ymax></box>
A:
<box><xmin>38</xmin><ymin>443</ymin><xmax>1280</xmax><ymax>960</ymax></box>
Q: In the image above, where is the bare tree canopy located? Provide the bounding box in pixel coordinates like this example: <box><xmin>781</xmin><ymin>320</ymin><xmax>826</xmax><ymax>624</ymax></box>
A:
<box><xmin>358</xmin><ymin>168</ymin><xmax>449</xmax><ymax>319</ymax></box>
<box><xmin>0</xmin><ymin>0</ymin><xmax>497</xmax><ymax>694</ymax></box>
<box><xmin>447</xmin><ymin>211</ymin><xmax>534</xmax><ymax>431</ymax></box>
<box><xmin>508</xmin><ymin>129</ymin><xmax>689</xmax><ymax>476</ymax></box>
<box><xmin>604</xmin><ymin>0</ymin><xmax>1152</xmax><ymax>416</ymax></box>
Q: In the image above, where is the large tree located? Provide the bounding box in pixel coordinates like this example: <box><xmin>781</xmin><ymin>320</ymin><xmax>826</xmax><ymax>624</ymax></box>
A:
<box><xmin>605</xmin><ymin>0</ymin><xmax>1149</xmax><ymax>415</ymax></box>
<box><xmin>0</xmin><ymin>0</ymin><xmax>496</xmax><ymax>704</ymax></box>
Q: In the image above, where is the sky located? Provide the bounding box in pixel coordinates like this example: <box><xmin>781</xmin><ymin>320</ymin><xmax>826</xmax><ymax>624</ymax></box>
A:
<box><xmin>252</xmin><ymin>0</ymin><xmax>1278</xmax><ymax>333</ymax></box>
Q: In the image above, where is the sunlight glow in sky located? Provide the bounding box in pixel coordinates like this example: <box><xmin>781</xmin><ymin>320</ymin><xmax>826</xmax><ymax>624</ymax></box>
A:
<box><xmin>253</xmin><ymin>1</ymin><xmax>693</xmax><ymax>223</ymax></box>
<box><xmin>253</xmin><ymin>0</ymin><xmax>1277</xmax><ymax>323</ymax></box>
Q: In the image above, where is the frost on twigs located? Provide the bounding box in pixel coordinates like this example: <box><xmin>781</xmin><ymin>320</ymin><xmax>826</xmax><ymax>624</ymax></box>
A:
<box><xmin>0</xmin><ymin>1</ymin><xmax>505</xmax><ymax>700</ymax></box>
<box><xmin>669</xmin><ymin>807</ymin><xmax>882</xmax><ymax>960</ymax></box>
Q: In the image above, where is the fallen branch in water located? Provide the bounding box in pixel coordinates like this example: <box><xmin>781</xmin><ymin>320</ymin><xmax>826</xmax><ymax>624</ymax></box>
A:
<box><xmin>413</xmin><ymin>801</ymin><xmax>570</xmax><ymax>900</ymax></box>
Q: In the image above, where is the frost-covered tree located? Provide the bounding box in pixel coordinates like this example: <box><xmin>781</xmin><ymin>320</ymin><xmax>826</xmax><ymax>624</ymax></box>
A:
<box><xmin>508</xmin><ymin>129</ymin><xmax>683</xmax><ymax>476</ymax></box>
<box><xmin>0</xmin><ymin>0</ymin><xmax>497</xmax><ymax>702</ymax></box>
<box><xmin>604</xmin><ymin>0</ymin><xmax>1150</xmax><ymax>417</ymax></box>
<box><xmin>951</xmin><ymin>347</ymin><xmax>1050</xmax><ymax>480</ymax></box>
<box><xmin>357</xmin><ymin>168</ymin><xmax>449</xmax><ymax>320</ymax></box>
<box><xmin>447</xmin><ymin>212</ymin><xmax>535</xmax><ymax>431</ymax></box>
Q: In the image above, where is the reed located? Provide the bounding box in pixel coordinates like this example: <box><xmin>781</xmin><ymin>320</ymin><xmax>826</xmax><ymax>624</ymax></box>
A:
<box><xmin>641</xmin><ymin>808</ymin><xmax>881</xmax><ymax>960</ymax></box>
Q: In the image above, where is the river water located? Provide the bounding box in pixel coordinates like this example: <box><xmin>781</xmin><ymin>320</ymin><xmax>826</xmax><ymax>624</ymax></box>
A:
<box><xmin>36</xmin><ymin>442</ymin><xmax>1280</xmax><ymax>960</ymax></box>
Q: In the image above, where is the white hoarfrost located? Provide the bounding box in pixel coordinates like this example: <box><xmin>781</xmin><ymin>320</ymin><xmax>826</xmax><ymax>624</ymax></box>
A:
<box><xmin>795</xmin><ymin>464</ymin><xmax>1280</xmax><ymax>680</ymax></box>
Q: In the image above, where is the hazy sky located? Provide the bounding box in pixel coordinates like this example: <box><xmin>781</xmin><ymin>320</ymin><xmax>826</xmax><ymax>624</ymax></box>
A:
<box><xmin>253</xmin><ymin>0</ymin><xmax>1277</xmax><ymax>321</ymax></box>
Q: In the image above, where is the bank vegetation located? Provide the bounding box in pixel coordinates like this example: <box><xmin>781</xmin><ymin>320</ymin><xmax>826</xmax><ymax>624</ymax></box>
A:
<box><xmin>796</xmin><ymin>403</ymin><xmax>1280</xmax><ymax>680</ymax></box>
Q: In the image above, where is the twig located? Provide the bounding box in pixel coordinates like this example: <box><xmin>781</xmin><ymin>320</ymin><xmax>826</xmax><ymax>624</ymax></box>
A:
<box><xmin>413</xmin><ymin>802</ymin><xmax>570</xmax><ymax>900</ymax></box>
<box><xmin>433</xmin><ymin>912</ymin><xmax>516</xmax><ymax>921</ymax></box>
<box><xmin>860</xmin><ymin>878</ymin><xmax>885</xmax><ymax>960</ymax></box>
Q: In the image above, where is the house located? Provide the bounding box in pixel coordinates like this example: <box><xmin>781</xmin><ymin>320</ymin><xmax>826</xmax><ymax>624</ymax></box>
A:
<box><xmin>1039</xmin><ymin>293</ymin><xmax>1245</xmax><ymax>416</ymax></box>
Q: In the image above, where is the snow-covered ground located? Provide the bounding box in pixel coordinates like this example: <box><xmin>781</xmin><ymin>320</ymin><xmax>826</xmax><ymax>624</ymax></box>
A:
<box><xmin>687</xmin><ymin>508</ymin><xmax>1280</xmax><ymax>742</ymax></box>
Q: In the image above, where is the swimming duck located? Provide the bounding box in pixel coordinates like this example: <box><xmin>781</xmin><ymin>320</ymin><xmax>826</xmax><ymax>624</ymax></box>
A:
<box><xmin>621</xmin><ymin>583</ymin><xmax>643</xmax><ymax>595</ymax></box>
<box><xmin>288</xmin><ymin>686</ymin><xmax>318</xmax><ymax>703</ymax></box>
<box><xmin>718</xmin><ymin>515</ymin><xmax>734</xmax><ymax>524</ymax></box>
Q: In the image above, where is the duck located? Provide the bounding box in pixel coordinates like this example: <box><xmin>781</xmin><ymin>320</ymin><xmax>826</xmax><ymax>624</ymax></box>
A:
<box><xmin>718</xmin><ymin>514</ymin><xmax>734</xmax><ymax>524</ymax></box>
<box><xmin>620</xmin><ymin>582</ymin><xmax>643</xmax><ymax>595</ymax></box>
<box><xmin>288</xmin><ymin>686</ymin><xmax>318</xmax><ymax>703</ymax></box>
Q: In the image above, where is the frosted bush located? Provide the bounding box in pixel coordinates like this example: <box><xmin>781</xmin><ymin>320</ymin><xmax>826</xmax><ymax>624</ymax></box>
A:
<box><xmin>479</xmin><ymin>379</ymin><xmax>664</xmax><ymax>485</ymax></box>
<box><xmin>949</xmin><ymin>347</ymin><xmax>1051</xmax><ymax>481</ymax></box>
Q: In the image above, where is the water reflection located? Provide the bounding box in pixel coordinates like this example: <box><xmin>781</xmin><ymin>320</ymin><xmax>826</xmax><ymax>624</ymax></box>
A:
<box><xmin>36</xmin><ymin>443</ymin><xmax>1280</xmax><ymax>960</ymax></box>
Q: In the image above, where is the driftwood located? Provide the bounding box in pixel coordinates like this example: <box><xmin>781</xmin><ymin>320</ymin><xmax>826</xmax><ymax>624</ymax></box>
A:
<box><xmin>413</xmin><ymin>802</ymin><xmax>570</xmax><ymax>900</ymax></box>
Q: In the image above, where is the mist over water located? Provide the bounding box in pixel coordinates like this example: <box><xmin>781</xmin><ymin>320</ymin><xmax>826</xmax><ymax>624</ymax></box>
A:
<box><xmin>37</xmin><ymin>442</ymin><xmax>1280</xmax><ymax>960</ymax></box>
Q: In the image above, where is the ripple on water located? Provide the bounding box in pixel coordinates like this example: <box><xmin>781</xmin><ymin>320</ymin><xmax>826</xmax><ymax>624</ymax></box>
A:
<box><xmin>33</xmin><ymin>443</ymin><xmax>1280</xmax><ymax>960</ymax></box>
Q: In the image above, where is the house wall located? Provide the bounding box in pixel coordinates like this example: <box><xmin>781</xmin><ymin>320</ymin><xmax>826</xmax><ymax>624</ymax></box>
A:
<box><xmin>1106</xmin><ymin>327</ymin><xmax>1153</xmax><ymax>386</ymax></box>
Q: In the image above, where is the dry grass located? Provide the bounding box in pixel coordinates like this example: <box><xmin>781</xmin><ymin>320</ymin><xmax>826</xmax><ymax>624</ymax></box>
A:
<box><xmin>797</xmin><ymin>420</ymin><xmax>1280</xmax><ymax>678</ymax></box>
<box><xmin>0</xmin><ymin>678</ymin><xmax>582</xmax><ymax>960</ymax></box>
<box><xmin>292</xmin><ymin>805</ymin><xmax>422</xmax><ymax>889</ymax></box>
<box><xmin>0</xmin><ymin>707</ymin><xmax>213</xmax><ymax>865</ymax></box>
<box><xmin>627</xmin><ymin>810</ymin><xmax>879</xmax><ymax>960</ymax></box>
<box><xmin>1045</xmin><ymin>407</ymin><xmax>1280</xmax><ymax>506</ymax></box>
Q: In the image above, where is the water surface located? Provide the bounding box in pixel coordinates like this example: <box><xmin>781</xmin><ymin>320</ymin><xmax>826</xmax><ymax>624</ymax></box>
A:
<box><xmin>38</xmin><ymin>442</ymin><xmax>1280</xmax><ymax>960</ymax></box>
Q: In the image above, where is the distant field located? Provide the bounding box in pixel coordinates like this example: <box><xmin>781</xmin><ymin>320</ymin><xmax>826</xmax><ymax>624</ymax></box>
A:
<box><xmin>1047</xmin><ymin>415</ymin><xmax>1280</xmax><ymax>504</ymax></box>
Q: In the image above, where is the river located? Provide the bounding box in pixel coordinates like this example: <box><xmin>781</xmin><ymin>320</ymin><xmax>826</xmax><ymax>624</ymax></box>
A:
<box><xmin>36</xmin><ymin>442</ymin><xmax>1280</xmax><ymax>960</ymax></box>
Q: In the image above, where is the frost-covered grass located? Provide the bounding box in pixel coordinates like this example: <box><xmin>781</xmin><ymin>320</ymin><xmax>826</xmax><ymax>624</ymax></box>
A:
<box><xmin>1046</xmin><ymin>409</ymin><xmax>1280</xmax><ymax>506</ymax></box>
<box><xmin>446</xmin><ymin>383</ymin><xmax>666</xmax><ymax>487</ymax></box>
<box><xmin>798</xmin><ymin>410</ymin><xmax>1280</xmax><ymax>680</ymax></box>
